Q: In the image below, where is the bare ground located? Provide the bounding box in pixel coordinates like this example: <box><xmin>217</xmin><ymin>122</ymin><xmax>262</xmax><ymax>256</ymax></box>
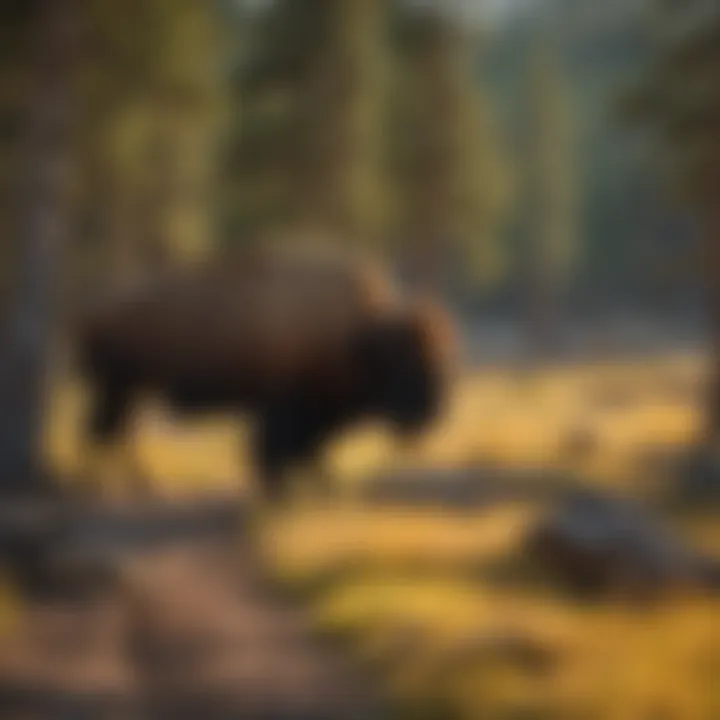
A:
<box><xmin>0</xmin><ymin>499</ymin><xmax>384</xmax><ymax>720</ymax></box>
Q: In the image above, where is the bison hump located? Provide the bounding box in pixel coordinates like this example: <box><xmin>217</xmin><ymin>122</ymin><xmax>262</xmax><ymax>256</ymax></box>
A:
<box><xmin>215</xmin><ymin>251</ymin><xmax>393</xmax><ymax>378</ymax></box>
<box><xmin>81</xmin><ymin>243</ymin><xmax>399</xmax><ymax>386</ymax></box>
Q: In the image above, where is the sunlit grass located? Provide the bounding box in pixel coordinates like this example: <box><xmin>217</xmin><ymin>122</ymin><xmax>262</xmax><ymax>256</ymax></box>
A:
<box><xmin>42</xmin><ymin>350</ymin><xmax>720</xmax><ymax>718</ymax></box>
<box><xmin>259</xmin><ymin>506</ymin><xmax>720</xmax><ymax>719</ymax></box>
<box><xmin>261</xmin><ymin>504</ymin><xmax>535</xmax><ymax>586</ymax></box>
<box><xmin>45</xmin><ymin>351</ymin><xmax>706</xmax><ymax>491</ymax></box>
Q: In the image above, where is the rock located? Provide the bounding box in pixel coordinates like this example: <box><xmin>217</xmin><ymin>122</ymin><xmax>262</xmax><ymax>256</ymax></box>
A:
<box><xmin>524</xmin><ymin>491</ymin><xmax>720</xmax><ymax>601</ymax></box>
<box><xmin>360</xmin><ymin>466</ymin><xmax>575</xmax><ymax>509</ymax></box>
<box><xmin>671</xmin><ymin>450</ymin><xmax>720</xmax><ymax>506</ymax></box>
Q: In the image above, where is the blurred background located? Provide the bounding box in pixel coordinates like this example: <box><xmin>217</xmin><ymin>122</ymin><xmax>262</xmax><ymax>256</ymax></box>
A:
<box><xmin>1</xmin><ymin>1</ymin><xmax>720</xmax><ymax>718</ymax></box>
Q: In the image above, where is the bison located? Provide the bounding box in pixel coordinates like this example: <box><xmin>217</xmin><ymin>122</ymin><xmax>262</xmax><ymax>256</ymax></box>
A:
<box><xmin>73</xmin><ymin>241</ymin><xmax>457</xmax><ymax>502</ymax></box>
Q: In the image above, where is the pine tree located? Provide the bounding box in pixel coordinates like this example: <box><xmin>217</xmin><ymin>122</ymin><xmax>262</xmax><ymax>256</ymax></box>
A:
<box><xmin>74</xmin><ymin>0</ymin><xmax>227</xmax><ymax>296</ymax></box>
<box><xmin>622</xmin><ymin>1</ymin><xmax>720</xmax><ymax>441</ymax></box>
<box><xmin>519</xmin><ymin>37</ymin><xmax>578</xmax><ymax>355</ymax></box>
<box><xmin>227</xmin><ymin>0</ymin><xmax>388</xmax><ymax>245</ymax></box>
<box><xmin>390</xmin><ymin>2</ymin><xmax>512</xmax><ymax>294</ymax></box>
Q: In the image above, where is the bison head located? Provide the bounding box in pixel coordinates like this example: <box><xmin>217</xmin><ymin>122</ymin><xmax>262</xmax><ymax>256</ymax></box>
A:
<box><xmin>356</xmin><ymin>299</ymin><xmax>457</xmax><ymax>437</ymax></box>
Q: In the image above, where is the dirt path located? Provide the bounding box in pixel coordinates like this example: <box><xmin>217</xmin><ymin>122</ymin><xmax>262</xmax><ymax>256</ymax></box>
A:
<box><xmin>0</xmin><ymin>502</ymin><xmax>383</xmax><ymax>720</ymax></box>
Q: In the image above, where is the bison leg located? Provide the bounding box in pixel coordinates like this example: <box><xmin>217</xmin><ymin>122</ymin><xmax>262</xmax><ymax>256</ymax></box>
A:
<box><xmin>250</xmin><ymin>400</ymin><xmax>313</xmax><ymax>503</ymax></box>
<box><xmin>80</xmin><ymin>377</ymin><xmax>151</xmax><ymax>500</ymax></box>
<box><xmin>77</xmin><ymin>379</ymin><xmax>126</xmax><ymax>498</ymax></box>
<box><xmin>251</xmin><ymin>418</ymin><xmax>292</xmax><ymax>504</ymax></box>
<box><xmin>252</xmin><ymin>396</ymin><xmax>339</xmax><ymax>505</ymax></box>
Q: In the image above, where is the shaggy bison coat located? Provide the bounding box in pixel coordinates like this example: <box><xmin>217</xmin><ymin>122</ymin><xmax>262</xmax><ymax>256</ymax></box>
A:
<box><xmin>75</xmin><ymin>243</ymin><xmax>456</xmax><ymax>500</ymax></box>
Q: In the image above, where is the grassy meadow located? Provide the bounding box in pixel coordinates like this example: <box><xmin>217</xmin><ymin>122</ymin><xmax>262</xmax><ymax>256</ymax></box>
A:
<box><xmin>44</xmin><ymin>351</ymin><xmax>720</xmax><ymax>719</ymax></box>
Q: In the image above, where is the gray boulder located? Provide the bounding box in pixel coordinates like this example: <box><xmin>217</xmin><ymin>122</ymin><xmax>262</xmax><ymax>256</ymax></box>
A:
<box><xmin>525</xmin><ymin>491</ymin><xmax>720</xmax><ymax>601</ymax></box>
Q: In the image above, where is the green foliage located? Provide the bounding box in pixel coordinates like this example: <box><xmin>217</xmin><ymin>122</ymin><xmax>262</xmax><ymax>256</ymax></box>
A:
<box><xmin>225</xmin><ymin>0</ymin><xmax>390</xmax><ymax>246</ymax></box>
<box><xmin>71</xmin><ymin>0</ymin><xmax>228</xmax><ymax>299</ymax></box>
<box><xmin>389</xmin><ymin>6</ymin><xmax>513</xmax><ymax>290</ymax></box>
<box><xmin>520</xmin><ymin>40</ymin><xmax>579</xmax><ymax>291</ymax></box>
<box><xmin>484</xmin><ymin>0</ymin><xmax>698</xmax><ymax>309</ymax></box>
<box><xmin>224</xmin><ymin>0</ymin><xmax>512</xmax><ymax>291</ymax></box>
<box><xmin>622</xmin><ymin>4</ymin><xmax>720</xmax><ymax>213</ymax></box>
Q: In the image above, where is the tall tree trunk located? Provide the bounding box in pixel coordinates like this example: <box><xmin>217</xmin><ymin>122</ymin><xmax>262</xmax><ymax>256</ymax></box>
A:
<box><xmin>401</xmin><ymin>12</ymin><xmax>463</xmax><ymax>296</ymax></box>
<box><xmin>520</xmin><ymin>37</ymin><xmax>576</xmax><ymax>359</ymax></box>
<box><xmin>329</xmin><ymin>0</ymin><xmax>385</xmax><ymax>244</ymax></box>
<box><xmin>295</xmin><ymin>0</ymin><xmax>385</xmax><ymax>244</ymax></box>
<box><xmin>701</xmin><ymin>212</ymin><xmax>720</xmax><ymax>447</ymax></box>
<box><xmin>0</xmin><ymin>0</ymin><xmax>79</xmax><ymax>496</ymax></box>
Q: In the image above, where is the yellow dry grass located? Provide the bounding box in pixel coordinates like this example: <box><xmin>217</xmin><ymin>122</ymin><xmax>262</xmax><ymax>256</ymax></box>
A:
<box><xmin>44</xmin><ymin>350</ymin><xmax>720</xmax><ymax>718</ymax></box>
<box><xmin>46</xmin><ymin>352</ymin><xmax>705</xmax><ymax>491</ymax></box>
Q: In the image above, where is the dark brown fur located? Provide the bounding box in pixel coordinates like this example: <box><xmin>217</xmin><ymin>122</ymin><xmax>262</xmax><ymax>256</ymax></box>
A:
<box><xmin>75</xmin><ymin>243</ymin><xmax>457</xmax><ymax>500</ymax></box>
